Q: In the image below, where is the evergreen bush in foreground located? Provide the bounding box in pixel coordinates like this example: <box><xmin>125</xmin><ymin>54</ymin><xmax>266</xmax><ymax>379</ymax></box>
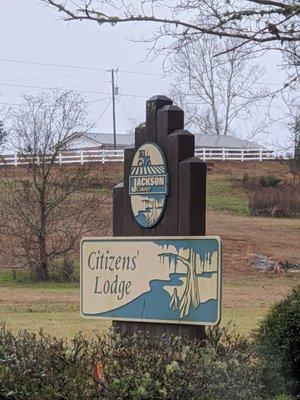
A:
<box><xmin>254</xmin><ymin>286</ymin><xmax>300</xmax><ymax>397</ymax></box>
<box><xmin>1</xmin><ymin>287</ymin><xmax>299</xmax><ymax>400</ymax></box>
<box><xmin>0</xmin><ymin>324</ymin><xmax>282</xmax><ymax>400</ymax></box>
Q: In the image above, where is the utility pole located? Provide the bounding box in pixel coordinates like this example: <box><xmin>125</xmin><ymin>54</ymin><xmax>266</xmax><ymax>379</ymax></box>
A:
<box><xmin>110</xmin><ymin>69</ymin><xmax>117</xmax><ymax>150</ymax></box>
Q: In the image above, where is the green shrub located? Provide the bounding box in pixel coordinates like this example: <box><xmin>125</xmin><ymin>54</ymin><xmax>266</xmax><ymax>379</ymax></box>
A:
<box><xmin>242</xmin><ymin>172</ymin><xmax>250</xmax><ymax>188</ymax></box>
<box><xmin>0</xmin><ymin>324</ymin><xmax>268</xmax><ymax>400</ymax></box>
<box><xmin>98</xmin><ymin>326</ymin><xmax>264</xmax><ymax>400</ymax></box>
<box><xmin>259</xmin><ymin>175</ymin><xmax>281</xmax><ymax>188</ymax></box>
<box><xmin>254</xmin><ymin>286</ymin><xmax>300</xmax><ymax>396</ymax></box>
<box><xmin>242</xmin><ymin>174</ymin><xmax>281</xmax><ymax>190</ymax></box>
<box><xmin>2</xmin><ymin>321</ymin><xmax>298</xmax><ymax>400</ymax></box>
<box><xmin>0</xmin><ymin>326</ymin><xmax>98</xmax><ymax>399</ymax></box>
<box><xmin>51</xmin><ymin>257</ymin><xmax>79</xmax><ymax>283</ymax></box>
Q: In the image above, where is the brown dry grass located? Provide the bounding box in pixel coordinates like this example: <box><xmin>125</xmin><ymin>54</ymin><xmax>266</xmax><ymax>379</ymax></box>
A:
<box><xmin>208</xmin><ymin>160</ymin><xmax>292</xmax><ymax>177</ymax></box>
<box><xmin>208</xmin><ymin>210</ymin><xmax>300</xmax><ymax>266</ymax></box>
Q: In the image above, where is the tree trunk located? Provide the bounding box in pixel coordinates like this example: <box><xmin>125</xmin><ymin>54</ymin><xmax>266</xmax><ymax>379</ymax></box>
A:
<box><xmin>37</xmin><ymin>188</ymin><xmax>48</xmax><ymax>280</ymax></box>
<box><xmin>37</xmin><ymin>234</ymin><xmax>48</xmax><ymax>280</ymax></box>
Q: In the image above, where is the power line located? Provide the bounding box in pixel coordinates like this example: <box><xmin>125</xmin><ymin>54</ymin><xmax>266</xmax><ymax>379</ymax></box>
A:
<box><xmin>0</xmin><ymin>98</ymin><xmax>110</xmax><ymax>106</ymax></box>
<box><xmin>0</xmin><ymin>58</ymin><xmax>107</xmax><ymax>72</ymax></box>
<box><xmin>88</xmin><ymin>97</ymin><xmax>111</xmax><ymax>104</ymax></box>
<box><xmin>0</xmin><ymin>58</ymin><xmax>295</xmax><ymax>88</ymax></box>
<box><xmin>94</xmin><ymin>100</ymin><xmax>112</xmax><ymax>123</ymax></box>
<box><xmin>120</xmin><ymin>96</ymin><xmax>131</xmax><ymax>120</ymax></box>
<box><xmin>0</xmin><ymin>102</ymin><xmax>22</xmax><ymax>106</ymax></box>
<box><xmin>183</xmin><ymin>100</ymin><xmax>291</xmax><ymax>110</ymax></box>
<box><xmin>67</xmin><ymin>81</ymin><xmax>110</xmax><ymax>88</ymax></box>
<box><xmin>0</xmin><ymin>57</ymin><xmax>162</xmax><ymax>77</ymax></box>
<box><xmin>0</xmin><ymin>71</ymin><xmax>106</xmax><ymax>84</ymax></box>
<box><xmin>0</xmin><ymin>82</ymin><xmax>148</xmax><ymax>98</ymax></box>
<box><xmin>0</xmin><ymin>82</ymin><xmax>108</xmax><ymax>95</ymax></box>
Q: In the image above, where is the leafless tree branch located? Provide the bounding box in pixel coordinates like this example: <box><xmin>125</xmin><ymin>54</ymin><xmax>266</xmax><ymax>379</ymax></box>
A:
<box><xmin>43</xmin><ymin>0</ymin><xmax>300</xmax><ymax>45</ymax></box>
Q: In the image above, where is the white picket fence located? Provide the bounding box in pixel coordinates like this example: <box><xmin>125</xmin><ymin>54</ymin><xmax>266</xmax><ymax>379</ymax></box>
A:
<box><xmin>0</xmin><ymin>147</ymin><xmax>275</xmax><ymax>166</ymax></box>
<box><xmin>194</xmin><ymin>148</ymin><xmax>274</xmax><ymax>161</ymax></box>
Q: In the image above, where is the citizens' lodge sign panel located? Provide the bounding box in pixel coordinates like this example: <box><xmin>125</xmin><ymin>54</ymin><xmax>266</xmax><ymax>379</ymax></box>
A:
<box><xmin>81</xmin><ymin>237</ymin><xmax>221</xmax><ymax>326</ymax></box>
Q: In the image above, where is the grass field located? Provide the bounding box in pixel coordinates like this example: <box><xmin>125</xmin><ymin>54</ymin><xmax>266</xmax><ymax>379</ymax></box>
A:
<box><xmin>0</xmin><ymin>161</ymin><xmax>299</xmax><ymax>339</ymax></box>
<box><xmin>1</xmin><ymin>263</ymin><xmax>299</xmax><ymax>338</ymax></box>
<box><xmin>206</xmin><ymin>174</ymin><xmax>249</xmax><ymax>216</ymax></box>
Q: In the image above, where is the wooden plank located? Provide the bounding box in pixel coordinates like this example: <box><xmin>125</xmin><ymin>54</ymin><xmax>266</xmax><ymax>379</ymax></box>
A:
<box><xmin>156</xmin><ymin>105</ymin><xmax>184</xmax><ymax>153</ymax></box>
<box><xmin>166</xmin><ymin>130</ymin><xmax>194</xmax><ymax>236</ymax></box>
<box><xmin>141</xmin><ymin>96</ymin><xmax>172</xmax><ymax>236</ymax></box>
<box><xmin>113</xmin><ymin>149</ymin><xmax>134</xmax><ymax>334</ymax></box>
<box><xmin>134</xmin><ymin>123</ymin><xmax>147</xmax><ymax>149</ymax></box>
<box><xmin>145</xmin><ymin>96</ymin><xmax>173</xmax><ymax>143</ymax></box>
<box><xmin>177</xmin><ymin>157</ymin><xmax>207</xmax><ymax>340</ymax></box>
<box><xmin>123</xmin><ymin>147</ymin><xmax>135</xmax><ymax>236</ymax></box>
<box><xmin>132</xmin><ymin>125</ymin><xmax>146</xmax><ymax>236</ymax></box>
<box><xmin>115</xmin><ymin>321</ymin><xmax>156</xmax><ymax>336</ymax></box>
<box><xmin>179</xmin><ymin>157</ymin><xmax>206</xmax><ymax>236</ymax></box>
<box><xmin>156</xmin><ymin>107</ymin><xmax>185</xmax><ymax>236</ymax></box>
<box><xmin>113</xmin><ymin>183</ymin><xmax>124</xmax><ymax>236</ymax></box>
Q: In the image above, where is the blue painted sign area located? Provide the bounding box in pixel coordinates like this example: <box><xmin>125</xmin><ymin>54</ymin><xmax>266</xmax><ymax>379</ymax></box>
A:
<box><xmin>129</xmin><ymin>143</ymin><xmax>168</xmax><ymax>228</ymax></box>
<box><xmin>81</xmin><ymin>237</ymin><xmax>222</xmax><ymax>326</ymax></box>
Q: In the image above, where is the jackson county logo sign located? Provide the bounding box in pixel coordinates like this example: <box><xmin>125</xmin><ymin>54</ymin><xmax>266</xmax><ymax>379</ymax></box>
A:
<box><xmin>81</xmin><ymin>236</ymin><xmax>222</xmax><ymax>326</ymax></box>
<box><xmin>129</xmin><ymin>143</ymin><xmax>168</xmax><ymax>228</ymax></box>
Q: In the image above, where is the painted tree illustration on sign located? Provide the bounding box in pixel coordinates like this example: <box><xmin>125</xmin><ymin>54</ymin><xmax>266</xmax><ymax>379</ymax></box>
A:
<box><xmin>159</xmin><ymin>249</ymin><xmax>201</xmax><ymax>318</ymax></box>
<box><xmin>142</xmin><ymin>198</ymin><xmax>158</xmax><ymax>226</ymax></box>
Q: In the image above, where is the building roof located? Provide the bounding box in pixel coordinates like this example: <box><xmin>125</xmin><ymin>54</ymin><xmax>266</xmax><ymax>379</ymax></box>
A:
<box><xmin>194</xmin><ymin>134</ymin><xmax>262</xmax><ymax>149</ymax></box>
<box><xmin>65</xmin><ymin>132</ymin><xmax>134</xmax><ymax>149</ymax></box>
<box><xmin>66</xmin><ymin>132</ymin><xmax>262</xmax><ymax>150</ymax></box>
<box><xmin>87</xmin><ymin>132</ymin><xmax>134</xmax><ymax>147</ymax></box>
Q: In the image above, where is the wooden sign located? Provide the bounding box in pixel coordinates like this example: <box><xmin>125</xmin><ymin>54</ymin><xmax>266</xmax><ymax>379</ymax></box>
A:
<box><xmin>81</xmin><ymin>236</ymin><xmax>221</xmax><ymax>326</ymax></box>
<box><xmin>129</xmin><ymin>143</ymin><xmax>168</xmax><ymax>228</ymax></box>
<box><xmin>81</xmin><ymin>95</ymin><xmax>221</xmax><ymax>339</ymax></box>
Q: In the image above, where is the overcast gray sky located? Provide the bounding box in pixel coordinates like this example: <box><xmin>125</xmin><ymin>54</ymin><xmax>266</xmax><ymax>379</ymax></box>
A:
<box><xmin>0</xmin><ymin>0</ymin><xmax>297</xmax><ymax>150</ymax></box>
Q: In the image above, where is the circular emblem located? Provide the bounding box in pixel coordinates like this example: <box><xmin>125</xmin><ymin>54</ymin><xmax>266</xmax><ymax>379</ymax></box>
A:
<box><xmin>129</xmin><ymin>143</ymin><xmax>168</xmax><ymax>228</ymax></box>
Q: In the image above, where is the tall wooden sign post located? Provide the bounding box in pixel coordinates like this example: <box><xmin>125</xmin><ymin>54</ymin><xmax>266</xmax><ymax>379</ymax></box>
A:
<box><xmin>112</xmin><ymin>95</ymin><xmax>207</xmax><ymax>340</ymax></box>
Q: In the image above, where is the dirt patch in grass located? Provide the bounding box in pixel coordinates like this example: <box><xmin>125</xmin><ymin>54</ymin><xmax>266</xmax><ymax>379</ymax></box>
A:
<box><xmin>0</xmin><ymin>286</ymin><xmax>78</xmax><ymax>306</ymax></box>
<box><xmin>208</xmin><ymin>209</ymin><xmax>300</xmax><ymax>265</ymax></box>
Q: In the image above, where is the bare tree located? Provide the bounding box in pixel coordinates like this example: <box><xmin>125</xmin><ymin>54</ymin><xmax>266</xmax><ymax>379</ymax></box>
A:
<box><xmin>0</xmin><ymin>91</ymin><xmax>109</xmax><ymax>280</ymax></box>
<box><xmin>0</xmin><ymin>121</ymin><xmax>6</xmax><ymax>146</ymax></box>
<box><xmin>170</xmin><ymin>36</ymin><xmax>267</xmax><ymax>136</ymax></box>
<box><xmin>281</xmin><ymin>42</ymin><xmax>300</xmax><ymax>90</ymax></box>
<box><xmin>288</xmin><ymin>107</ymin><xmax>300</xmax><ymax>171</ymax></box>
<box><xmin>43</xmin><ymin>1</ymin><xmax>299</xmax><ymax>77</ymax></box>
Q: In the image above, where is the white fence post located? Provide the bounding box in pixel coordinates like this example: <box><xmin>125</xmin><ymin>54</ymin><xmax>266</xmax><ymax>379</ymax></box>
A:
<box><xmin>203</xmin><ymin>148</ymin><xmax>206</xmax><ymax>162</ymax></box>
<box><xmin>222</xmin><ymin>148</ymin><xmax>225</xmax><ymax>161</ymax></box>
<box><xmin>102</xmin><ymin>148</ymin><xmax>105</xmax><ymax>164</ymax></box>
<box><xmin>59</xmin><ymin>152</ymin><xmax>62</xmax><ymax>165</ymax></box>
<box><xmin>81</xmin><ymin>150</ymin><xmax>84</xmax><ymax>165</ymax></box>
<box><xmin>259</xmin><ymin>148</ymin><xmax>263</xmax><ymax>161</ymax></box>
<box><xmin>14</xmin><ymin>153</ymin><xmax>18</xmax><ymax>167</ymax></box>
<box><xmin>241</xmin><ymin>149</ymin><xmax>244</xmax><ymax>162</ymax></box>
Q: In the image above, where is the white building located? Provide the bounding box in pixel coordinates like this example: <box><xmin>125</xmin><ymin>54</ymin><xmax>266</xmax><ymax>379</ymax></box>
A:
<box><xmin>63</xmin><ymin>132</ymin><xmax>134</xmax><ymax>150</ymax></box>
<box><xmin>64</xmin><ymin>132</ymin><xmax>263</xmax><ymax>151</ymax></box>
